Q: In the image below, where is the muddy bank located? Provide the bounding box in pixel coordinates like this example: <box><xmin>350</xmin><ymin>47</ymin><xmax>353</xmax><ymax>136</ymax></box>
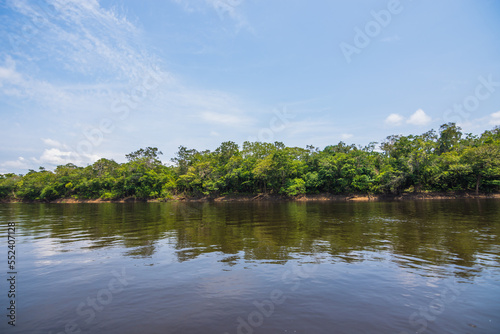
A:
<box><xmin>2</xmin><ymin>192</ymin><xmax>499</xmax><ymax>204</ymax></box>
<box><xmin>210</xmin><ymin>192</ymin><xmax>500</xmax><ymax>202</ymax></box>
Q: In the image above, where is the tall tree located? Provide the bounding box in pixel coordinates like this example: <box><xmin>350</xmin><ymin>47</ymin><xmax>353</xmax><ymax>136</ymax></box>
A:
<box><xmin>437</xmin><ymin>123</ymin><xmax>462</xmax><ymax>155</ymax></box>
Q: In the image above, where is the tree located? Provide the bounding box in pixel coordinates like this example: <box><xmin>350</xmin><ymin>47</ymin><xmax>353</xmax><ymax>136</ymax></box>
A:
<box><xmin>91</xmin><ymin>159</ymin><xmax>119</xmax><ymax>177</ymax></box>
<box><xmin>2</xmin><ymin>126</ymin><xmax>500</xmax><ymax>200</ymax></box>
<box><xmin>437</xmin><ymin>123</ymin><xmax>462</xmax><ymax>155</ymax></box>
<box><xmin>126</xmin><ymin>147</ymin><xmax>163</xmax><ymax>168</ymax></box>
<box><xmin>0</xmin><ymin>174</ymin><xmax>20</xmax><ymax>199</ymax></box>
<box><xmin>16</xmin><ymin>169</ymin><xmax>56</xmax><ymax>200</ymax></box>
<box><xmin>435</xmin><ymin>151</ymin><xmax>471</xmax><ymax>191</ymax></box>
<box><xmin>461</xmin><ymin>144</ymin><xmax>500</xmax><ymax>194</ymax></box>
<box><xmin>380</xmin><ymin>131</ymin><xmax>438</xmax><ymax>192</ymax></box>
<box><xmin>283</xmin><ymin>178</ymin><xmax>306</xmax><ymax>196</ymax></box>
<box><xmin>172</xmin><ymin>146</ymin><xmax>198</xmax><ymax>175</ymax></box>
<box><xmin>215</xmin><ymin>141</ymin><xmax>239</xmax><ymax>166</ymax></box>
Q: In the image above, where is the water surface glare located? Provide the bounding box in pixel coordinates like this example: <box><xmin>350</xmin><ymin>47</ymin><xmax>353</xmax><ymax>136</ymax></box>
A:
<box><xmin>1</xmin><ymin>200</ymin><xmax>499</xmax><ymax>333</ymax></box>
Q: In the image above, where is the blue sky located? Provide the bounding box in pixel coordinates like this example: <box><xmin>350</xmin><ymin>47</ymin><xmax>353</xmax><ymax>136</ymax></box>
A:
<box><xmin>1</xmin><ymin>0</ymin><xmax>499</xmax><ymax>173</ymax></box>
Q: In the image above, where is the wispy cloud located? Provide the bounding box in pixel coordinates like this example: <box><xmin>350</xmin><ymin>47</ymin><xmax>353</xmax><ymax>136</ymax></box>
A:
<box><xmin>206</xmin><ymin>0</ymin><xmax>248</xmax><ymax>28</ymax></box>
<box><xmin>41</xmin><ymin>138</ymin><xmax>64</xmax><ymax>148</ymax></box>
<box><xmin>1</xmin><ymin>0</ymin><xmax>257</xmax><ymax>172</ymax></box>
<box><xmin>172</xmin><ymin>0</ymin><xmax>251</xmax><ymax>31</ymax></box>
<box><xmin>7</xmin><ymin>0</ymin><xmax>146</xmax><ymax>80</ymax></box>
<box><xmin>0</xmin><ymin>56</ymin><xmax>22</xmax><ymax>85</ymax></box>
<box><xmin>0</xmin><ymin>56</ymin><xmax>74</xmax><ymax>108</ymax></box>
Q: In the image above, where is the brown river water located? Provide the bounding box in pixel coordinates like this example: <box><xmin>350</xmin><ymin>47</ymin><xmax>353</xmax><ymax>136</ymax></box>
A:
<box><xmin>0</xmin><ymin>200</ymin><xmax>499</xmax><ymax>333</ymax></box>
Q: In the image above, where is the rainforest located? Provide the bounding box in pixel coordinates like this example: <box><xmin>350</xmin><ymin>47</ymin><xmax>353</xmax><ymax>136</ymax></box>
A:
<box><xmin>1</xmin><ymin>123</ymin><xmax>500</xmax><ymax>201</ymax></box>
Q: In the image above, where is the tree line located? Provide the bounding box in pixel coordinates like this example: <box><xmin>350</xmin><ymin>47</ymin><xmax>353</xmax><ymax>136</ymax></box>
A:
<box><xmin>1</xmin><ymin>123</ymin><xmax>500</xmax><ymax>201</ymax></box>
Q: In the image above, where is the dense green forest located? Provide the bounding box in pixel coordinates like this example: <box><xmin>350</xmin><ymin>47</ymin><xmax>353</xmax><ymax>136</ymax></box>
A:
<box><xmin>1</xmin><ymin>123</ymin><xmax>500</xmax><ymax>201</ymax></box>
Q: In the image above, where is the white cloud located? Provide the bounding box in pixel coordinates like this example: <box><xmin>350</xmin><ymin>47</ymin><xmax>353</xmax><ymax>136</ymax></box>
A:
<box><xmin>385</xmin><ymin>113</ymin><xmax>404</xmax><ymax>126</ymax></box>
<box><xmin>385</xmin><ymin>110</ymin><xmax>432</xmax><ymax>127</ymax></box>
<box><xmin>407</xmin><ymin>109</ymin><xmax>432</xmax><ymax>126</ymax></box>
<box><xmin>42</xmin><ymin>138</ymin><xmax>63</xmax><ymax>148</ymax></box>
<box><xmin>33</xmin><ymin>148</ymin><xmax>99</xmax><ymax>167</ymax></box>
<box><xmin>0</xmin><ymin>148</ymin><xmax>101</xmax><ymax>173</ymax></box>
<box><xmin>39</xmin><ymin>148</ymin><xmax>72</xmax><ymax>165</ymax></box>
<box><xmin>341</xmin><ymin>133</ymin><xmax>353</xmax><ymax>140</ymax></box>
<box><xmin>489</xmin><ymin>111</ymin><xmax>500</xmax><ymax>126</ymax></box>
<box><xmin>0</xmin><ymin>157</ymin><xmax>29</xmax><ymax>170</ymax></box>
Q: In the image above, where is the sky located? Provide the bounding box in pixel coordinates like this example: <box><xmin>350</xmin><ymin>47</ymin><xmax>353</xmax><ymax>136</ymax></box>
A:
<box><xmin>1</xmin><ymin>0</ymin><xmax>500</xmax><ymax>174</ymax></box>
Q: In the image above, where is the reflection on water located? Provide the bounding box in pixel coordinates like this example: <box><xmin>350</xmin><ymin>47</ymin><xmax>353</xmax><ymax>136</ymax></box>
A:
<box><xmin>0</xmin><ymin>200</ymin><xmax>499</xmax><ymax>333</ymax></box>
<box><xmin>5</xmin><ymin>200</ymin><xmax>499</xmax><ymax>277</ymax></box>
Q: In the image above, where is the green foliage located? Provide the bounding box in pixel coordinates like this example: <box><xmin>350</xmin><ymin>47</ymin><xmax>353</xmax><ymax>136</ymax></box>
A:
<box><xmin>40</xmin><ymin>185</ymin><xmax>59</xmax><ymax>201</ymax></box>
<box><xmin>0</xmin><ymin>174</ymin><xmax>19</xmax><ymax>198</ymax></box>
<box><xmin>15</xmin><ymin>169</ymin><xmax>56</xmax><ymax>200</ymax></box>
<box><xmin>3</xmin><ymin>127</ymin><xmax>500</xmax><ymax>201</ymax></box>
<box><xmin>126</xmin><ymin>147</ymin><xmax>162</xmax><ymax>165</ymax></box>
<box><xmin>282</xmin><ymin>178</ymin><xmax>306</xmax><ymax>196</ymax></box>
<box><xmin>437</xmin><ymin>123</ymin><xmax>462</xmax><ymax>154</ymax></box>
<box><xmin>461</xmin><ymin>144</ymin><xmax>500</xmax><ymax>193</ymax></box>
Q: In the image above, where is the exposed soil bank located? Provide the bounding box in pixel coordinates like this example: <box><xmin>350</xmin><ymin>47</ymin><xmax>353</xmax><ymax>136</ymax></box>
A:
<box><xmin>204</xmin><ymin>192</ymin><xmax>500</xmax><ymax>202</ymax></box>
<box><xmin>2</xmin><ymin>192</ymin><xmax>500</xmax><ymax>204</ymax></box>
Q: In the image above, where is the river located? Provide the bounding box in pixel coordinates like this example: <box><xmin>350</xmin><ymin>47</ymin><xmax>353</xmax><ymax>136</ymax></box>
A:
<box><xmin>0</xmin><ymin>200</ymin><xmax>499</xmax><ymax>333</ymax></box>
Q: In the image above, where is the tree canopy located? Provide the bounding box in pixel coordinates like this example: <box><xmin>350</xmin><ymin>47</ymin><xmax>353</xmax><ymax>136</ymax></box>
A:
<box><xmin>1</xmin><ymin>123</ymin><xmax>499</xmax><ymax>201</ymax></box>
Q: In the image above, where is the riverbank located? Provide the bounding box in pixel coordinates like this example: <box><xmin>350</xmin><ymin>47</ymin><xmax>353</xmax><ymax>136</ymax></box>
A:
<box><xmin>2</xmin><ymin>192</ymin><xmax>500</xmax><ymax>203</ymax></box>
